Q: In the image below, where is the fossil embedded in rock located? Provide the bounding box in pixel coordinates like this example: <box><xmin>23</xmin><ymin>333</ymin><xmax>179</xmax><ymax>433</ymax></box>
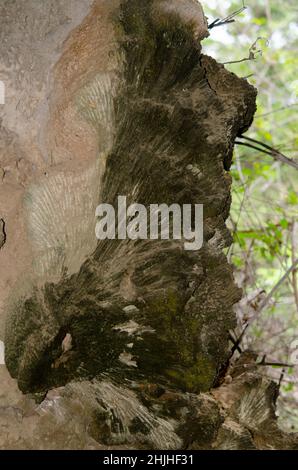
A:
<box><xmin>4</xmin><ymin>0</ymin><xmax>255</xmax><ymax>397</ymax></box>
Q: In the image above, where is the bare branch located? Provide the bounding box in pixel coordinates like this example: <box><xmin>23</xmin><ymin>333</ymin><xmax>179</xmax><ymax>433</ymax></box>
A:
<box><xmin>229</xmin><ymin>332</ymin><xmax>242</xmax><ymax>354</ymax></box>
<box><xmin>258</xmin><ymin>362</ymin><xmax>294</xmax><ymax>368</ymax></box>
<box><xmin>223</xmin><ymin>57</ymin><xmax>252</xmax><ymax>65</ymax></box>
<box><xmin>291</xmin><ymin>221</ymin><xmax>298</xmax><ymax>313</ymax></box>
<box><xmin>233</xmin><ymin>259</ymin><xmax>298</xmax><ymax>349</ymax></box>
<box><xmin>235</xmin><ymin>136</ymin><xmax>298</xmax><ymax>170</ymax></box>
<box><xmin>208</xmin><ymin>5</ymin><xmax>247</xmax><ymax>30</ymax></box>
<box><xmin>259</xmin><ymin>355</ymin><xmax>294</xmax><ymax>368</ymax></box>
<box><xmin>255</xmin><ymin>103</ymin><xmax>298</xmax><ymax>119</ymax></box>
<box><xmin>222</xmin><ymin>37</ymin><xmax>267</xmax><ymax>65</ymax></box>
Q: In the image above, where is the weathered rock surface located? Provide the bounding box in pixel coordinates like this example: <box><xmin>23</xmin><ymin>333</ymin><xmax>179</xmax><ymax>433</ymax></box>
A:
<box><xmin>0</xmin><ymin>0</ymin><xmax>296</xmax><ymax>450</ymax></box>
<box><xmin>1</xmin><ymin>361</ymin><xmax>298</xmax><ymax>450</ymax></box>
<box><xmin>5</xmin><ymin>0</ymin><xmax>256</xmax><ymax>395</ymax></box>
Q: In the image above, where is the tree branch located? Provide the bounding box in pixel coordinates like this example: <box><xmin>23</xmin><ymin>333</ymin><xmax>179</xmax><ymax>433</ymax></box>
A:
<box><xmin>235</xmin><ymin>136</ymin><xmax>298</xmax><ymax>170</ymax></box>
<box><xmin>208</xmin><ymin>6</ymin><xmax>247</xmax><ymax>30</ymax></box>
<box><xmin>233</xmin><ymin>259</ymin><xmax>298</xmax><ymax>350</ymax></box>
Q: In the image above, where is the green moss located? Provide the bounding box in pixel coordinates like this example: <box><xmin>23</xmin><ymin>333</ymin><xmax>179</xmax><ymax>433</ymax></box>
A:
<box><xmin>165</xmin><ymin>355</ymin><xmax>215</xmax><ymax>392</ymax></box>
<box><xmin>131</xmin><ymin>290</ymin><xmax>216</xmax><ymax>393</ymax></box>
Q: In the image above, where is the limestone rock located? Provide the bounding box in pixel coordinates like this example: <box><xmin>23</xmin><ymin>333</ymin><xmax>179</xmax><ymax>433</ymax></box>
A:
<box><xmin>0</xmin><ymin>0</ymin><xmax>296</xmax><ymax>450</ymax></box>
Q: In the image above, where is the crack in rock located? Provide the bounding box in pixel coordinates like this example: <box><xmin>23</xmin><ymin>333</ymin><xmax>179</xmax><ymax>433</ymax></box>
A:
<box><xmin>0</xmin><ymin>219</ymin><xmax>6</xmax><ymax>250</ymax></box>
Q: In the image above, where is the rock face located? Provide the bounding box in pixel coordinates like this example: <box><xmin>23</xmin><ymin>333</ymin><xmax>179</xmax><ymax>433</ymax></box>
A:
<box><xmin>5</xmin><ymin>0</ymin><xmax>256</xmax><ymax>395</ymax></box>
<box><xmin>0</xmin><ymin>0</ymin><xmax>296</xmax><ymax>450</ymax></box>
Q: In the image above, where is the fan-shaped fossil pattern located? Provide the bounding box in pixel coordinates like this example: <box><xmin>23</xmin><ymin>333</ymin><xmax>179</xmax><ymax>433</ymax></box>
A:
<box><xmin>24</xmin><ymin>164</ymin><xmax>101</xmax><ymax>278</ymax></box>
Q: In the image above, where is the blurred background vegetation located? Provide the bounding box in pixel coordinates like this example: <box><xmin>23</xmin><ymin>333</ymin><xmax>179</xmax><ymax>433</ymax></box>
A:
<box><xmin>202</xmin><ymin>0</ymin><xmax>298</xmax><ymax>431</ymax></box>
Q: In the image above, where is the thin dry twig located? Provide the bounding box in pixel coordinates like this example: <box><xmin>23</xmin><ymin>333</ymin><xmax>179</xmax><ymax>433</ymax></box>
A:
<box><xmin>208</xmin><ymin>5</ymin><xmax>247</xmax><ymax>30</ymax></box>
<box><xmin>236</xmin><ymin>135</ymin><xmax>298</xmax><ymax>170</ymax></box>
<box><xmin>255</xmin><ymin>103</ymin><xmax>298</xmax><ymax>119</ymax></box>
<box><xmin>232</xmin><ymin>259</ymin><xmax>298</xmax><ymax>351</ymax></box>
<box><xmin>222</xmin><ymin>37</ymin><xmax>266</xmax><ymax>65</ymax></box>
<box><xmin>291</xmin><ymin>221</ymin><xmax>298</xmax><ymax>313</ymax></box>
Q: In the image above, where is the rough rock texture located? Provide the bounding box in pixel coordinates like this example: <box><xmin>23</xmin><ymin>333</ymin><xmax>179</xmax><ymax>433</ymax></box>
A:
<box><xmin>5</xmin><ymin>0</ymin><xmax>255</xmax><ymax>395</ymax></box>
<box><xmin>0</xmin><ymin>0</ymin><xmax>297</xmax><ymax>450</ymax></box>
<box><xmin>1</xmin><ymin>361</ymin><xmax>298</xmax><ymax>450</ymax></box>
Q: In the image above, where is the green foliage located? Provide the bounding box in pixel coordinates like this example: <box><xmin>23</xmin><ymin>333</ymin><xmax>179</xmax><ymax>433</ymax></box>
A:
<box><xmin>204</xmin><ymin>0</ymin><xmax>298</xmax><ymax>431</ymax></box>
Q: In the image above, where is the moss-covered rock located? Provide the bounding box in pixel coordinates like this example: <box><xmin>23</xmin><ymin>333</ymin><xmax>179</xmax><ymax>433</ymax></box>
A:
<box><xmin>5</xmin><ymin>0</ymin><xmax>255</xmax><ymax>397</ymax></box>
